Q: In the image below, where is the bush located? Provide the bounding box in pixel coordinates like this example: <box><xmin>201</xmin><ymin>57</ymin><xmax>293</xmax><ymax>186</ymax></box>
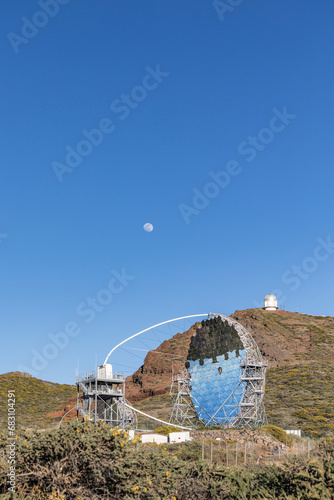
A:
<box><xmin>262</xmin><ymin>424</ymin><xmax>292</xmax><ymax>445</ymax></box>
<box><xmin>1</xmin><ymin>422</ymin><xmax>333</xmax><ymax>499</ymax></box>
<box><xmin>153</xmin><ymin>425</ymin><xmax>183</xmax><ymax>435</ymax></box>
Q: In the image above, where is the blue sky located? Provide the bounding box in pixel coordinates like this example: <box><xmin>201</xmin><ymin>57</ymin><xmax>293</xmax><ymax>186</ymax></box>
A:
<box><xmin>1</xmin><ymin>0</ymin><xmax>334</xmax><ymax>384</ymax></box>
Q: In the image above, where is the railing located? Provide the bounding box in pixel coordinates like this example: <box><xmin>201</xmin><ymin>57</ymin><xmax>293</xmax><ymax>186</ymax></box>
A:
<box><xmin>172</xmin><ymin>372</ymin><xmax>190</xmax><ymax>382</ymax></box>
<box><xmin>240</xmin><ymin>356</ymin><xmax>268</xmax><ymax>368</ymax></box>
<box><xmin>75</xmin><ymin>370</ymin><xmax>96</xmax><ymax>383</ymax></box>
<box><xmin>97</xmin><ymin>388</ymin><xmax>123</xmax><ymax>395</ymax></box>
<box><xmin>75</xmin><ymin>370</ymin><xmax>125</xmax><ymax>383</ymax></box>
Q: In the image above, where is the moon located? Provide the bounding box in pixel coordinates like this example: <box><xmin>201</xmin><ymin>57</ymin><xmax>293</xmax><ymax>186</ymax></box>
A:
<box><xmin>143</xmin><ymin>223</ymin><xmax>153</xmax><ymax>232</ymax></box>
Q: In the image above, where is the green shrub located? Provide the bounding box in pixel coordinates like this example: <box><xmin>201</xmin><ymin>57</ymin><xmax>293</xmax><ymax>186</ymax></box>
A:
<box><xmin>1</xmin><ymin>423</ymin><xmax>333</xmax><ymax>499</ymax></box>
<box><xmin>153</xmin><ymin>424</ymin><xmax>183</xmax><ymax>435</ymax></box>
<box><xmin>262</xmin><ymin>424</ymin><xmax>292</xmax><ymax>445</ymax></box>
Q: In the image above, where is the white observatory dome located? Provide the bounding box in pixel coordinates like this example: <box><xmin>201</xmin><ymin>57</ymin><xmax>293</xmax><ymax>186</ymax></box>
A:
<box><xmin>264</xmin><ymin>294</ymin><xmax>278</xmax><ymax>311</ymax></box>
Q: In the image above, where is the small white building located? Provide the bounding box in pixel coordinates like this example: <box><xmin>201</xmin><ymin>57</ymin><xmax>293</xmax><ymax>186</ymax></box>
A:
<box><xmin>97</xmin><ymin>364</ymin><xmax>113</xmax><ymax>379</ymax></box>
<box><xmin>141</xmin><ymin>433</ymin><xmax>168</xmax><ymax>444</ymax></box>
<box><xmin>168</xmin><ymin>431</ymin><xmax>191</xmax><ymax>443</ymax></box>
<box><xmin>264</xmin><ymin>294</ymin><xmax>278</xmax><ymax>311</ymax></box>
<box><xmin>286</xmin><ymin>429</ymin><xmax>301</xmax><ymax>437</ymax></box>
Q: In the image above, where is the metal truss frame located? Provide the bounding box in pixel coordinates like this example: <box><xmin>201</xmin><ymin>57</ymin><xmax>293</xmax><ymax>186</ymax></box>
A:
<box><xmin>75</xmin><ymin>371</ymin><xmax>136</xmax><ymax>429</ymax></box>
<box><xmin>169</xmin><ymin>370</ymin><xmax>197</xmax><ymax>426</ymax></box>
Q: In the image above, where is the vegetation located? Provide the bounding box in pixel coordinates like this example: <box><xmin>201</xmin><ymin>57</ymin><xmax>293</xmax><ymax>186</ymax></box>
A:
<box><xmin>0</xmin><ymin>421</ymin><xmax>333</xmax><ymax>499</ymax></box>
<box><xmin>153</xmin><ymin>425</ymin><xmax>183</xmax><ymax>435</ymax></box>
<box><xmin>264</xmin><ymin>363</ymin><xmax>334</xmax><ymax>437</ymax></box>
<box><xmin>0</xmin><ymin>373</ymin><xmax>76</xmax><ymax>432</ymax></box>
<box><xmin>262</xmin><ymin>425</ymin><xmax>292</xmax><ymax>445</ymax></box>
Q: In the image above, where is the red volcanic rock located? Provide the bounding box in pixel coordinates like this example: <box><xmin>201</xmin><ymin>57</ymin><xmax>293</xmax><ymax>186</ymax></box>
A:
<box><xmin>125</xmin><ymin>323</ymin><xmax>201</xmax><ymax>403</ymax></box>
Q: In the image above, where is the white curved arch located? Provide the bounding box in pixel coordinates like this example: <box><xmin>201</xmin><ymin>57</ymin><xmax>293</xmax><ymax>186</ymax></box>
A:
<box><xmin>57</xmin><ymin>405</ymin><xmax>77</xmax><ymax>428</ymax></box>
<box><xmin>104</xmin><ymin>314</ymin><xmax>209</xmax><ymax>365</ymax></box>
<box><xmin>123</xmin><ymin>402</ymin><xmax>192</xmax><ymax>430</ymax></box>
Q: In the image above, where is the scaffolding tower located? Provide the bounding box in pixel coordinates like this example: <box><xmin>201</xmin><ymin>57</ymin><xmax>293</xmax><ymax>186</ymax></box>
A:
<box><xmin>75</xmin><ymin>364</ymin><xmax>136</xmax><ymax>429</ymax></box>
<box><xmin>169</xmin><ymin>370</ymin><xmax>197</xmax><ymax>427</ymax></box>
<box><xmin>233</xmin><ymin>355</ymin><xmax>267</xmax><ymax>427</ymax></box>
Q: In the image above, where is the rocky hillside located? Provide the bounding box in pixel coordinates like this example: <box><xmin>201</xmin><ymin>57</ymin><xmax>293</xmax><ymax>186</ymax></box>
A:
<box><xmin>232</xmin><ymin>308</ymin><xmax>334</xmax><ymax>366</ymax></box>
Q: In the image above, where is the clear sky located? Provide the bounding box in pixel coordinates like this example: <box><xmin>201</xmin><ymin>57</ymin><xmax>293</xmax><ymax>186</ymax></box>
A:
<box><xmin>1</xmin><ymin>0</ymin><xmax>334</xmax><ymax>384</ymax></box>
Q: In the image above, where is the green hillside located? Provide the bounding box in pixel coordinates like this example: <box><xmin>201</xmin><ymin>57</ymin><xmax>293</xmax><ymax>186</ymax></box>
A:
<box><xmin>265</xmin><ymin>362</ymin><xmax>334</xmax><ymax>437</ymax></box>
<box><xmin>0</xmin><ymin>372</ymin><xmax>76</xmax><ymax>432</ymax></box>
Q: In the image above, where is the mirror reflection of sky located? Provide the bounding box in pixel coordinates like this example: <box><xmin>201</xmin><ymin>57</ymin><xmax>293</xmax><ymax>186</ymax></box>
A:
<box><xmin>188</xmin><ymin>349</ymin><xmax>246</xmax><ymax>424</ymax></box>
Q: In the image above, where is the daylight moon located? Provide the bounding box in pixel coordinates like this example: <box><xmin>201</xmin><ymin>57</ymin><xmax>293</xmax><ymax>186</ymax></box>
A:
<box><xmin>143</xmin><ymin>223</ymin><xmax>154</xmax><ymax>232</ymax></box>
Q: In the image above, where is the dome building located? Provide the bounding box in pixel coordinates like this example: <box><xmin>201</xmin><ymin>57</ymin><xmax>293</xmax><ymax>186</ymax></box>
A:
<box><xmin>264</xmin><ymin>294</ymin><xmax>278</xmax><ymax>311</ymax></box>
